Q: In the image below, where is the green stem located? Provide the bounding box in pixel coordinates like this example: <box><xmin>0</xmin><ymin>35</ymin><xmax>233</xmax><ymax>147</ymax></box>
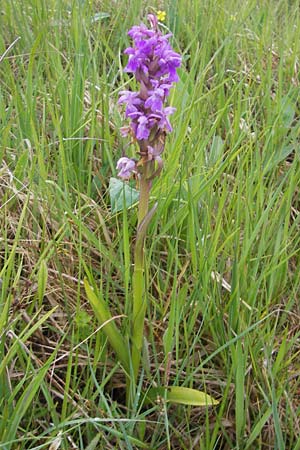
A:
<box><xmin>130</xmin><ymin>161</ymin><xmax>154</xmax><ymax>400</ymax></box>
<box><xmin>137</xmin><ymin>172</ymin><xmax>151</xmax><ymax>225</ymax></box>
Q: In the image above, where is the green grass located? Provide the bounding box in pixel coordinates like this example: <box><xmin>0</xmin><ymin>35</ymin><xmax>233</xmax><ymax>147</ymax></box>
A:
<box><xmin>1</xmin><ymin>0</ymin><xmax>300</xmax><ymax>448</ymax></box>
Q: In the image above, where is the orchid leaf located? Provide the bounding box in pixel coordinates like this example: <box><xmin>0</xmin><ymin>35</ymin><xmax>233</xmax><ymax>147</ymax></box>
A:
<box><xmin>109</xmin><ymin>177</ymin><xmax>139</xmax><ymax>213</ymax></box>
<box><xmin>146</xmin><ymin>386</ymin><xmax>219</xmax><ymax>406</ymax></box>
<box><xmin>84</xmin><ymin>279</ymin><xmax>129</xmax><ymax>372</ymax></box>
<box><xmin>135</xmin><ymin>203</ymin><xmax>158</xmax><ymax>254</ymax></box>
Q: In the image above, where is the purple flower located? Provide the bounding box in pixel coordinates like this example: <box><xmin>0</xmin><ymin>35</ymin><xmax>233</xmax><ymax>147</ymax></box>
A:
<box><xmin>144</xmin><ymin>87</ymin><xmax>165</xmax><ymax>112</ymax></box>
<box><xmin>150</xmin><ymin>80</ymin><xmax>172</xmax><ymax>96</ymax></box>
<box><xmin>151</xmin><ymin>106</ymin><xmax>176</xmax><ymax>132</ymax></box>
<box><xmin>123</xmin><ymin>17</ymin><xmax>181</xmax><ymax>86</ymax></box>
<box><xmin>117</xmin><ymin>14</ymin><xmax>181</xmax><ymax>180</ymax></box>
<box><xmin>124</xmin><ymin>47</ymin><xmax>149</xmax><ymax>74</ymax></box>
<box><xmin>127</xmin><ymin>23</ymin><xmax>156</xmax><ymax>41</ymax></box>
<box><xmin>136</xmin><ymin>115</ymin><xmax>151</xmax><ymax>140</ymax></box>
<box><xmin>154</xmin><ymin>44</ymin><xmax>181</xmax><ymax>82</ymax></box>
<box><xmin>116</xmin><ymin>157</ymin><xmax>136</xmax><ymax>179</ymax></box>
<box><xmin>118</xmin><ymin>91</ymin><xmax>142</xmax><ymax>116</ymax></box>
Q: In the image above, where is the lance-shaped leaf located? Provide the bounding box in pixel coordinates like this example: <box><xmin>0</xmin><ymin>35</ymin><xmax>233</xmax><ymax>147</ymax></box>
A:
<box><xmin>84</xmin><ymin>279</ymin><xmax>129</xmax><ymax>372</ymax></box>
<box><xmin>146</xmin><ymin>386</ymin><xmax>219</xmax><ymax>406</ymax></box>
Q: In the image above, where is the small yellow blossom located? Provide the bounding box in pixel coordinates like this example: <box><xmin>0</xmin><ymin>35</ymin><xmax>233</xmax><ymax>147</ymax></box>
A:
<box><xmin>157</xmin><ymin>10</ymin><xmax>166</xmax><ymax>22</ymax></box>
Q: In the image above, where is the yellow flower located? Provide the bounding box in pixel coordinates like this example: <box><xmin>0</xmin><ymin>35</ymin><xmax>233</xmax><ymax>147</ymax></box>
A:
<box><xmin>157</xmin><ymin>10</ymin><xmax>166</xmax><ymax>22</ymax></box>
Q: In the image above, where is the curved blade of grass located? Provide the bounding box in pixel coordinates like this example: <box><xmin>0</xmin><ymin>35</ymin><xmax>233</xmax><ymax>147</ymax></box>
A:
<box><xmin>2</xmin><ymin>348</ymin><xmax>57</xmax><ymax>448</ymax></box>
<box><xmin>0</xmin><ymin>307</ymin><xmax>57</xmax><ymax>377</ymax></box>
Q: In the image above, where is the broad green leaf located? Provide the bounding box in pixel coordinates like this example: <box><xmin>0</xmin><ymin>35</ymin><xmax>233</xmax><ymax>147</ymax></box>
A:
<box><xmin>109</xmin><ymin>177</ymin><xmax>139</xmax><ymax>213</ymax></box>
<box><xmin>147</xmin><ymin>386</ymin><xmax>219</xmax><ymax>406</ymax></box>
<box><xmin>84</xmin><ymin>279</ymin><xmax>129</xmax><ymax>372</ymax></box>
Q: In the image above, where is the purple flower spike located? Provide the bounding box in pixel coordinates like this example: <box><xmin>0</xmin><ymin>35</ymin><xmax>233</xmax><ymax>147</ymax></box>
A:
<box><xmin>116</xmin><ymin>157</ymin><xmax>136</xmax><ymax>179</ymax></box>
<box><xmin>117</xmin><ymin>14</ymin><xmax>181</xmax><ymax>180</ymax></box>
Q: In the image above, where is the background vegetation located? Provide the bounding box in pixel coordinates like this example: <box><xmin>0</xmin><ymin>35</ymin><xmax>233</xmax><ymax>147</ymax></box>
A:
<box><xmin>0</xmin><ymin>0</ymin><xmax>299</xmax><ymax>448</ymax></box>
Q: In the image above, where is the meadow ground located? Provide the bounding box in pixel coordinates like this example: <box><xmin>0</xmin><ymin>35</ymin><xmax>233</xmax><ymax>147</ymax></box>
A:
<box><xmin>0</xmin><ymin>0</ymin><xmax>300</xmax><ymax>449</ymax></box>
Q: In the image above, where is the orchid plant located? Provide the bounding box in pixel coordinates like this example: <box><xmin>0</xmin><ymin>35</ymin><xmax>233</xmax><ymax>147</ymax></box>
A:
<box><xmin>85</xmin><ymin>13</ymin><xmax>218</xmax><ymax>410</ymax></box>
<box><xmin>116</xmin><ymin>13</ymin><xmax>181</xmax><ymax>391</ymax></box>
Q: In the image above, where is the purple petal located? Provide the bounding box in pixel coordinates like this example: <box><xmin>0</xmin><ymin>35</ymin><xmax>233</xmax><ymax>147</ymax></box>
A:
<box><xmin>116</xmin><ymin>157</ymin><xmax>136</xmax><ymax>179</ymax></box>
<box><xmin>144</xmin><ymin>87</ymin><xmax>165</xmax><ymax>112</ymax></box>
<box><xmin>136</xmin><ymin>115</ymin><xmax>150</xmax><ymax>140</ymax></box>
